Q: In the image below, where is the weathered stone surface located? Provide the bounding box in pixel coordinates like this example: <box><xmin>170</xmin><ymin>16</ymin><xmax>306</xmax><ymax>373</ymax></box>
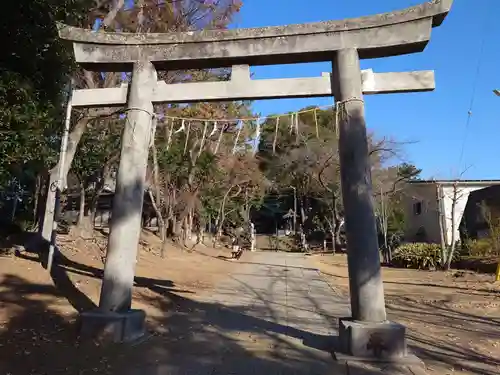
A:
<box><xmin>360</xmin><ymin>70</ymin><xmax>435</xmax><ymax>95</ymax></box>
<box><xmin>98</xmin><ymin>61</ymin><xmax>156</xmax><ymax>312</ymax></box>
<box><xmin>332</xmin><ymin>49</ymin><xmax>387</xmax><ymax>323</ymax></box>
<box><xmin>346</xmin><ymin>361</ymin><xmax>427</xmax><ymax>375</ymax></box>
<box><xmin>71</xmin><ymin>69</ymin><xmax>435</xmax><ymax>107</ymax></box>
<box><xmin>57</xmin><ymin>1</ymin><xmax>451</xmax><ymax>44</ymax></box>
<box><xmin>69</xmin><ymin>20</ymin><xmax>433</xmax><ymax>70</ymax></box>
<box><xmin>337</xmin><ymin>318</ymin><xmax>407</xmax><ymax>359</ymax></box>
<box><xmin>57</xmin><ymin>1</ymin><xmax>453</xmax><ymax>70</ymax></box>
<box><xmin>79</xmin><ymin>309</ymin><xmax>146</xmax><ymax>343</ymax></box>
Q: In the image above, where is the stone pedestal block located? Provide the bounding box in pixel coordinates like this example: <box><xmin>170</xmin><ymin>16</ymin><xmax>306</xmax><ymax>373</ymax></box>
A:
<box><xmin>79</xmin><ymin>309</ymin><xmax>146</xmax><ymax>343</ymax></box>
<box><xmin>338</xmin><ymin>318</ymin><xmax>407</xmax><ymax>359</ymax></box>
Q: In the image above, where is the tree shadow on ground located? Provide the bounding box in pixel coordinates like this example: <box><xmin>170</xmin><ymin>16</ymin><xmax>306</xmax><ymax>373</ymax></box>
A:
<box><xmin>6</xmin><ymin>199</ymin><xmax>500</xmax><ymax>375</ymax></box>
<box><xmin>319</xmin><ymin>269</ymin><xmax>499</xmax><ymax>296</ymax></box>
<box><xmin>0</xmin><ymin>267</ymin><xmax>345</xmax><ymax>375</ymax></box>
<box><xmin>3</xmin><ymin>250</ymin><xmax>500</xmax><ymax>374</ymax></box>
<box><xmin>302</xmin><ymin>267</ymin><xmax>500</xmax><ymax>374</ymax></box>
<box><xmin>386</xmin><ymin>295</ymin><xmax>500</xmax><ymax>375</ymax></box>
<box><xmin>15</xmin><ymin>250</ymin><xmax>194</xmax><ymax>310</ymax></box>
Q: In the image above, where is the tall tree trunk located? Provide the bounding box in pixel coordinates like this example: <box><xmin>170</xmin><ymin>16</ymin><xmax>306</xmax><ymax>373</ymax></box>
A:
<box><xmin>150</xmin><ymin>139</ymin><xmax>168</xmax><ymax>255</ymax></box>
<box><xmin>299</xmin><ymin>226</ymin><xmax>308</xmax><ymax>252</ymax></box>
<box><xmin>181</xmin><ymin>217</ymin><xmax>188</xmax><ymax>248</ymax></box>
<box><xmin>212</xmin><ymin>216</ymin><xmax>220</xmax><ymax>248</ymax></box>
<box><xmin>379</xmin><ymin>188</ymin><xmax>390</xmax><ymax>264</ymax></box>
<box><xmin>437</xmin><ymin>184</ymin><xmax>447</xmax><ymax>266</ymax></box>
<box><xmin>300</xmin><ymin>197</ymin><xmax>307</xmax><ymax>227</ymax></box>
<box><xmin>172</xmin><ymin>216</ymin><xmax>181</xmax><ymax>243</ymax></box>
<box><xmin>213</xmin><ymin>185</ymin><xmax>241</xmax><ymax>247</ymax></box>
<box><xmin>298</xmin><ymin>194</ymin><xmax>308</xmax><ymax>251</ymax></box>
<box><xmin>76</xmin><ymin>179</ymin><xmax>95</xmax><ymax>237</ymax></box>
<box><xmin>90</xmin><ymin>200</ymin><xmax>98</xmax><ymax>229</ymax></box>
<box><xmin>195</xmin><ymin>216</ymin><xmax>205</xmax><ymax>247</ymax></box>
<box><xmin>187</xmin><ymin>209</ymin><xmax>193</xmax><ymax>241</ymax></box>
<box><xmin>161</xmin><ymin>235</ymin><xmax>169</xmax><ymax>257</ymax></box>
<box><xmin>77</xmin><ymin>179</ymin><xmax>85</xmax><ymax>226</ymax></box>
<box><xmin>164</xmin><ymin>197</ymin><xmax>173</xmax><ymax>239</ymax></box>
<box><xmin>88</xmin><ymin>190</ymin><xmax>102</xmax><ymax>229</ymax></box>
<box><xmin>330</xmin><ymin>228</ymin><xmax>336</xmax><ymax>253</ymax></box>
<box><xmin>445</xmin><ymin>184</ymin><xmax>459</xmax><ymax>270</ymax></box>
<box><xmin>102</xmin><ymin>0</ymin><xmax>125</xmax><ymax>27</ymax></box>
<box><xmin>32</xmin><ymin>174</ymin><xmax>42</xmax><ymax>229</ymax></box>
<box><xmin>148</xmin><ymin>190</ymin><xmax>166</xmax><ymax>248</ymax></box>
<box><xmin>250</xmin><ymin>221</ymin><xmax>256</xmax><ymax>252</ymax></box>
<box><xmin>332</xmin><ymin>194</ymin><xmax>342</xmax><ymax>253</ymax></box>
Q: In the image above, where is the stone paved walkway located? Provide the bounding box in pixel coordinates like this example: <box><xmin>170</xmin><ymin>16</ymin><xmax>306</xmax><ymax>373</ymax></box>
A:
<box><xmin>197</xmin><ymin>251</ymin><xmax>350</xmax><ymax>374</ymax></box>
<box><xmin>129</xmin><ymin>252</ymin><xmax>426</xmax><ymax>375</ymax></box>
<box><xmin>207</xmin><ymin>253</ymin><xmax>347</xmax><ymax>345</ymax></box>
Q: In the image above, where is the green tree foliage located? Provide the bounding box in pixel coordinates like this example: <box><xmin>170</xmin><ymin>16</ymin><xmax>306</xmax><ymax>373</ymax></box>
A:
<box><xmin>258</xmin><ymin>106</ymin><xmax>422</xmax><ymax>252</ymax></box>
<box><xmin>0</xmin><ymin>0</ymin><xmax>92</xmax><ymax>224</ymax></box>
<box><xmin>149</xmin><ymin>103</ymin><xmax>266</xmax><ymax>253</ymax></box>
<box><xmin>0</xmin><ymin>0</ymin><xmax>246</xmax><ymax>236</ymax></box>
<box><xmin>0</xmin><ymin>0</ymin><xmax>425</xmax><ymax>260</ymax></box>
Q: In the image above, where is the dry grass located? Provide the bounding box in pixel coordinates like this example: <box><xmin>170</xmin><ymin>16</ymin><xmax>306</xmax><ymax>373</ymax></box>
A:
<box><xmin>2</xmin><ymin>230</ymin><xmax>500</xmax><ymax>375</ymax></box>
<box><xmin>313</xmin><ymin>254</ymin><xmax>500</xmax><ymax>375</ymax></box>
<box><xmin>0</xmin><ymin>230</ymin><xmax>238</xmax><ymax>375</ymax></box>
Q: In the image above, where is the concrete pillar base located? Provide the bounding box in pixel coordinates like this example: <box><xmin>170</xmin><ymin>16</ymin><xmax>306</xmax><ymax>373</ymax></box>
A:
<box><xmin>334</xmin><ymin>317</ymin><xmax>421</xmax><ymax>363</ymax></box>
<box><xmin>78</xmin><ymin>309</ymin><xmax>146</xmax><ymax>343</ymax></box>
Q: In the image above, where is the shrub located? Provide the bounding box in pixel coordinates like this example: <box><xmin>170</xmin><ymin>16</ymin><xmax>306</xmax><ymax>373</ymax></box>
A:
<box><xmin>392</xmin><ymin>243</ymin><xmax>444</xmax><ymax>270</ymax></box>
<box><xmin>256</xmin><ymin>234</ymin><xmax>296</xmax><ymax>252</ymax></box>
<box><xmin>464</xmin><ymin>238</ymin><xmax>499</xmax><ymax>257</ymax></box>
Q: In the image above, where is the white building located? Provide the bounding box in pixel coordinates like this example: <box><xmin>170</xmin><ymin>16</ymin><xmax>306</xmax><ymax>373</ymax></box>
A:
<box><xmin>403</xmin><ymin>180</ymin><xmax>500</xmax><ymax>245</ymax></box>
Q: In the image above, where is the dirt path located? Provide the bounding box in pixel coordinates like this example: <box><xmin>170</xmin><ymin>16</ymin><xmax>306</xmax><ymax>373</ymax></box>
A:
<box><xmin>1</xmin><ymin>233</ymin><xmax>425</xmax><ymax>375</ymax></box>
<box><xmin>129</xmin><ymin>251</ymin><xmax>345</xmax><ymax>375</ymax></box>
<box><xmin>119</xmin><ymin>251</ymin><xmax>422</xmax><ymax>375</ymax></box>
<box><xmin>313</xmin><ymin>254</ymin><xmax>500</xmax><ymax>375</ymax></box>
<box><xmin>0</xmin><ymin>232</ymin><xmax>238</xmax><ymax>375</ymax></box>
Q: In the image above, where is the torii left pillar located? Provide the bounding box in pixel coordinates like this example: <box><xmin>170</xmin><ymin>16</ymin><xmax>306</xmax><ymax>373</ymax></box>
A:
<box><xmin>80</xmin><ymin>61</ymin><xmax>157</xmax><ymax>342</ymax></box>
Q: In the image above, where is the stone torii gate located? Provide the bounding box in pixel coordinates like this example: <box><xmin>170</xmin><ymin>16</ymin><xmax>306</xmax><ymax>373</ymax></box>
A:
<box><xmin>58</xmin><ymin>0</ymin><xmax>452</xmax><ymax>360</ymax></box>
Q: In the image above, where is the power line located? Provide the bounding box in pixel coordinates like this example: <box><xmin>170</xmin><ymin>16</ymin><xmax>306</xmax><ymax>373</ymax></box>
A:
<box><xmin>457</xmin><ymin>0</ymin><xmax>492</xmax><ymax>171</ymax></box>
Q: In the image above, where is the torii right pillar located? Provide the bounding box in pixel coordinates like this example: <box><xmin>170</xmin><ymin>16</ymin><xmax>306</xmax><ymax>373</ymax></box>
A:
<box><xmin>332</xmin><ymin>49</ymin><xmax>408</xmax><ymax>361</ymax></box>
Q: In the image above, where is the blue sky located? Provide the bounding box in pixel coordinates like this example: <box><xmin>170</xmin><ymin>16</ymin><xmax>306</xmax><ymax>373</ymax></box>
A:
<box><xmin>230</xmin><ymin>0</ymin><xmax>499</xmax><ymax>180</ymax></box>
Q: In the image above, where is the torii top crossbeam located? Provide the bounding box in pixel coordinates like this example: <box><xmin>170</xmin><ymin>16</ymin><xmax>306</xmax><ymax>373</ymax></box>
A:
<box><xmin>57</xmin><ymin>0</ymin><xmax>452</xmax><ymax>72</ymax></box>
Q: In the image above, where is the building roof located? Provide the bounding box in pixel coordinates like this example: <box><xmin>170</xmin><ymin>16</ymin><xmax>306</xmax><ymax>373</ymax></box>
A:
<box><xmin>408</xmin><ymin>179</ymin><xmax>500</xmax><ymax>187</ymax></box>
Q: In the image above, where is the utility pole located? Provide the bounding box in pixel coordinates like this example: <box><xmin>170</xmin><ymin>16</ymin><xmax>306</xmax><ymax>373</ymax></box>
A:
<box><xmin>494</xmin><ymin>90</ymin><xmax>499</xmax><ymax>280</ymax></box>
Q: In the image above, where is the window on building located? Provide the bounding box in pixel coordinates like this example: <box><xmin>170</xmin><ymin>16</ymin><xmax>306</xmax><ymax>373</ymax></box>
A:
<box><xmin>413</xmin><ymin>201</ymin><xmax>422</xmax><ymax>215</ymax></box>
